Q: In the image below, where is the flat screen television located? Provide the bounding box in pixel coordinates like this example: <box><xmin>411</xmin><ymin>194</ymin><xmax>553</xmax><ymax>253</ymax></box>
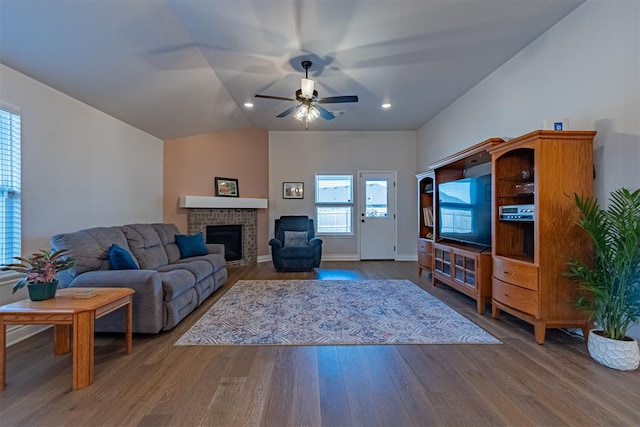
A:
<box><xmin>438</xmin><ymin>174</ymin><xmax>492</xmax><ymax>247</ymax></box>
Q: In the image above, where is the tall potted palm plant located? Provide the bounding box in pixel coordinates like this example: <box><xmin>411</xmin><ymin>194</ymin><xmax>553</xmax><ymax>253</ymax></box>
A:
<box><xmin>566</xmin><ymin>187</ymin><xmax>640</xmax><ymax>371</ymax></box>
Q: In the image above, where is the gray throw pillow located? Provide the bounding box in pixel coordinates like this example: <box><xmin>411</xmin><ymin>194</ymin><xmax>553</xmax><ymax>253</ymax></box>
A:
<box><xmin>284</xmin><ymin>231</ymin><xmax>308</xmax><ymax>247</ymax></box>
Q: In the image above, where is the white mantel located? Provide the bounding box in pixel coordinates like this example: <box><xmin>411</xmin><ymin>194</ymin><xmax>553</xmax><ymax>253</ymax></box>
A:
<box><xmin>179</xmin><ymin>195</ymin><xmax>268</xmax><ymax>209</ymax></box>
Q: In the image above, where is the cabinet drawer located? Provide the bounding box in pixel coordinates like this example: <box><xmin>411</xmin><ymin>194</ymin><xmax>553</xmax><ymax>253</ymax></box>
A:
<box><xmin>493</xmin><ymin>278</ymin><xmax>539</xmax><ymax>317</ymax></box>
<box><xmin>493</xmin><ymin>258</ymin><xmax>538</xmax><ymax>291</ymax></box>
<box><xmin>418</xmin><ymin>253</ymin><xmax>429</xmax><ymax>268</ymax></box>
<box><xmin>418</xmin><ymin>239</ymin><xmax>430</xmax><ymax>254</ymax></box>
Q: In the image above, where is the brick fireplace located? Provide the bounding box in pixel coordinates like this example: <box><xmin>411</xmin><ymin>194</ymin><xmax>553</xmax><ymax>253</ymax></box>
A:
<box><xmin>187</xmin><ymin>209</ymin><xmax>258</xmax><ymax>267</ymax></box>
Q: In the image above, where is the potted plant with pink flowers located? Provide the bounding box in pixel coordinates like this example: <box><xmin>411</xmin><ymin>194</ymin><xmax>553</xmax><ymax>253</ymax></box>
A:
<box><xmin>1</xmin><ymin>249</ymin><xmax>74</xmax><ymax>301</ymax></box>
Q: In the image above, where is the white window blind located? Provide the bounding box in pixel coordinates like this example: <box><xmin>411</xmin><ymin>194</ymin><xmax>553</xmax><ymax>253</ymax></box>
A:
<box><xmin>0</xmin><ymin>108</ymin><xmax>21</xmax><ymax>266</ymax></box>
<box><xmin>315</xmin><ymin>174</ymin><xmax>353</xmax><ymax>234</ymax></box>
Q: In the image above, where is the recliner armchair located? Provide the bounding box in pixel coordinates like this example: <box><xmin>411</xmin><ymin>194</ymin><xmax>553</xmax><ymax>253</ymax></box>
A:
<box><xmin>269</xmin><ymin>216</ymin><xmax>322</xmax><ymax>272</ymax></box>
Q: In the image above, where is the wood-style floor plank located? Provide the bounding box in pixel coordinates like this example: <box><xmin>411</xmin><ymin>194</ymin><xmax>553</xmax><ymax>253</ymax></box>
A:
<box><xmin>1</xmin><ymin>261</ymin><xmax>639</xmax><ymax>426</ymax></box>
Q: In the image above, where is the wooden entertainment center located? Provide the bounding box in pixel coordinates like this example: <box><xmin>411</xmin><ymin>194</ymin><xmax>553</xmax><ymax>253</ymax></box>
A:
<box><xmin>417</xmin><ymin>130</ymin><xmax>596</xmax><ymax>343</ymax></box>
<box><xmin>419</xmin><ymin>137</ymin><xmax>502</xmax><ymax>315</ymax></box>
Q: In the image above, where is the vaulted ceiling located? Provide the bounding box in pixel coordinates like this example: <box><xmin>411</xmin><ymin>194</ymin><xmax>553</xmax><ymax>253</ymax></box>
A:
<box><xmin>0</xmin><ymin>0</ymin><xmax>584</xmax><ymax>140</ymax></box>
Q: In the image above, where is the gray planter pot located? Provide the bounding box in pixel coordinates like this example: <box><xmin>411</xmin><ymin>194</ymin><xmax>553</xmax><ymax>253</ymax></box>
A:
<box><xmin>587</xmin><ymin>329</ymin><xmax>640</xmax><ymax>371</ymax></box>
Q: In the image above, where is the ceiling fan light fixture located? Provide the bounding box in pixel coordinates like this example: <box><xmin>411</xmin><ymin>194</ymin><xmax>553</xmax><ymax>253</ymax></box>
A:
<box><xmin>300</xmin><ymin>78</ymin><xmax>315</xmax><ymax>99</ymax></box>
<box><xmin>307</xmin><ymin>106</ymin><xmax>320</xmax><ymax>122</ymax></box>
<box><xmin>293</xmin><ymin>104</ymin><xmax>309</xmax><ymax>121</ymax></box>
<box><xmin>254</xmin><ymin>59</ymin><xmax>358</xmax><ymax>124</ymax></box>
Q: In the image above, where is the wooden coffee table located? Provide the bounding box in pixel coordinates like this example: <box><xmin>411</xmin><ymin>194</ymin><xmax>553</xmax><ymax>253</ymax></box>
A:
<box><xmin>0</xmin><ymin>287</ymin><xmax>134</xmax><ymax>390</ymax></box>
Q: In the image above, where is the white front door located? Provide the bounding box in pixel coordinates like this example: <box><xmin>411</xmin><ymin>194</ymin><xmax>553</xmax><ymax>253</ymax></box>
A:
<box><xmin>359</xmin><ymin>171</ymin><xmax>397</xmax><ymax>260</ymax></box>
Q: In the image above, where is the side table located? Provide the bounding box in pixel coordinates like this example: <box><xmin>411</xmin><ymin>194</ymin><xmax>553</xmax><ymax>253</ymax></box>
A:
<box><xmin>0</xmin><ymin>287</ymin><xmax>134</xmax><ymax>390</ymax></box>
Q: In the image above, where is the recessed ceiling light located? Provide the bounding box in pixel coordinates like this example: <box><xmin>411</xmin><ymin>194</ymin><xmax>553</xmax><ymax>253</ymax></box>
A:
<box><xmin>382</xmin><ymin>103</ymin><xmax>392</xmax><ymax>109</ymax></box>
<box><xmin>244</xmin><ymin>102</ymin><xmax>254</xmax><ymax>108</ymax></box>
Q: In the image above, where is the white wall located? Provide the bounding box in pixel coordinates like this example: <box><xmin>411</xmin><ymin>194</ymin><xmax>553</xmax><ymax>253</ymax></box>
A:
<box><xmin>0</xmin><ymin>64</ymin><xmax>163</xmax><ymax>305</ymax></box>
<box><xmin>416</xmin><ymin>0</ymin><xmax>640</xmax><ymax>338</ymax></box>
<box><xmin>269</xmin><ymin>131</ymin><xmax>417</xmax><ymax>260</ymax></box>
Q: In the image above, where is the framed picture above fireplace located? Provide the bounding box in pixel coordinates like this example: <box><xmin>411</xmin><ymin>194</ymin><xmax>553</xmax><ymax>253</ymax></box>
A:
<box><xmin>283</xmin><ymin>182</ymin><xmax>304</xmax><ymax>199</ymax></box>
<box><xmin>215</xmin><ymin>177</ymin><xmax>239</xmax><ymax>197</ymax></box>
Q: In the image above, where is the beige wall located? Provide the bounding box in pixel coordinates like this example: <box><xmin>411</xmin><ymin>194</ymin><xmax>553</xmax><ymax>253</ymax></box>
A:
<box><xmin>0</xmin><ymin>64</ymin><xmax>163</xmax><ymax>305</ymax></box>
<box><xmin>269</xmin><ymin>131</ymin><xmax>417</xmax><ymax>260</ymax></box>
<box><xmin>163</xmin><ymin>128</ymin><xmax>270</xmax><ymax>257</ymax></box>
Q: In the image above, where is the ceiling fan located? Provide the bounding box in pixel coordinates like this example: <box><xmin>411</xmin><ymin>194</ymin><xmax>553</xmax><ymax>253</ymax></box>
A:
<box><xmin>255</xmin><ymin>60</ymin><xmax>358</xmax><ymax>125</ymax></box>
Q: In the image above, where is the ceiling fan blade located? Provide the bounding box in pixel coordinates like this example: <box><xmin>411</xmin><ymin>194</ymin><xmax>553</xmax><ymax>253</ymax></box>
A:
<box><xmin>316</xmin><ymin>95</ymin><xmax>359</xmax><ymax>104</ymax></box>
<box><xmin>314</xmin><ymin>104</ymin><xmax>335</xmax><ymax>120</ymax></box>
<box><xmin>276</xmin><ymin>104</ymin><xmax>300</xmax><ymax>118</ymax></box>
<box><xmin>255</xmin><ymin>94</ymin><xmax>297</xmax><ymax>102</ymax></box>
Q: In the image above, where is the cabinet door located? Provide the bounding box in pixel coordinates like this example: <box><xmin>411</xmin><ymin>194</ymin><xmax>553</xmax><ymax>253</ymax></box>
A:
<box><xmin>453</xmin><ymin>252</ymin><xmax>476</xmax><ymax>289</ymax></box>
<box><xmin>434</xmin><ymin>246</ymin><xmax>451</xmax><ymax>277</ymax></box>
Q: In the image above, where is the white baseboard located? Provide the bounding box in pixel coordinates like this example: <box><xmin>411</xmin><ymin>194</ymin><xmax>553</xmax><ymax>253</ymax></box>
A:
<box><xmin>259</xmin><ymin>254</ymin><xmax>417</xmax><ymax>263</ymax></box>
<box><xmin>395</xmin><ymin>254</ymin><xmax>418</xmax><ymax>261</ymax></box>
<box><xmin>257</xmin><ymin>255</ymin><xmax>272</xmax><ymax>263</ymax></box>
<box><xmin>321</xmin><ymin>254</ymin><xmax>360</xmax><ymax>261</ymax></box>
<box><xmin>7</xmin><ymin>325</ymin><xmax>50</xmax><ymax>347</ymax></box>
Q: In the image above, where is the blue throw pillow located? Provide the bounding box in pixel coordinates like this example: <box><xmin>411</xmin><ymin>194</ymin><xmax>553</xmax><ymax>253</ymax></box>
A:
<box><xmin>108</xmin><ymin>244</ymin><xmax>139</xmax><ymax>270</ymax></box>
<box><xmin>175</xmin><ymin>232</ymin><xmax>208</xmax><ymax>258</ymax></box>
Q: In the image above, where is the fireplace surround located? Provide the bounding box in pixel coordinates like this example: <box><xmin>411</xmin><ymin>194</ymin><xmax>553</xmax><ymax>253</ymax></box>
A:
<box><xmin>188</xmin><ymin>209</ymin><xmax>257</xmax><ymax>267</ymax></box>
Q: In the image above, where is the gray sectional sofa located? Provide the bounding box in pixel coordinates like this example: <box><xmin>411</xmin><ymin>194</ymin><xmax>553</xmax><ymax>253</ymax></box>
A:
<box><xmin>51</xmin><ymin>223</ymin><xmax>227</xmax><ymax>333</ymax></box>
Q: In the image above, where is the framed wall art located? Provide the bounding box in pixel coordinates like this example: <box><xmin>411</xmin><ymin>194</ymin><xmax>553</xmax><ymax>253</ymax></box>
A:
<box><xmin>215</xmin><ymin>177</ymin><xmax>239</xmax><ymax>197</ymax></box>
<box><xmin>283</xmin><ymin>182</ymin><xmax>304</xmax><ymax>199</ymax></box>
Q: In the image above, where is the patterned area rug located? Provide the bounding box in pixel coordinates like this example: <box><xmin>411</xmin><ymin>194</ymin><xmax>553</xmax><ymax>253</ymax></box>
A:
<box><xmin>175</xmin><ymin>279</ymin><xmax>501</xmax><ymax>346</ymax></box>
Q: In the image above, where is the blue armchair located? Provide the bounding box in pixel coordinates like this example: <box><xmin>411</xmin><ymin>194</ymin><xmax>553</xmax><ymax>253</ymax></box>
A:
<box><xmin>269</xmin><ymin>216</ymin><xmax>323</xmax><ymax>272</ymax></box>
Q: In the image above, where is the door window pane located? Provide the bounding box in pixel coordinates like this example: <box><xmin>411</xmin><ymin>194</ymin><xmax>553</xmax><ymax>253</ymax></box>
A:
<box><xmin>365</xmin><ymin>179</ymin><xmax>388</xmax><ymax>218</ymax></box>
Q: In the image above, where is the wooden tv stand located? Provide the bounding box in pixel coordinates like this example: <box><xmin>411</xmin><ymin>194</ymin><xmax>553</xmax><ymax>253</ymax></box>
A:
<box><xmin>423</xmin><ymin>137</ymin><xmax>501</xmax><ymax>314</ymax></box>
<box><xmin>432</xmin><ymin>241</ymin><xmax>492</xmax><ymax>314</ymax></box>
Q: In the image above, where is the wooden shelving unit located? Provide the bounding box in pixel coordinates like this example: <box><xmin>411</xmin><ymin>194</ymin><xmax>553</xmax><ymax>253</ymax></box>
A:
<box><xmin>489</xmin><ymin>130</ymin><xmax>596</xmax><ymax>344</ymax></box>
<box><xmin>416</xmin><ymin>171</ymin><xmax>435</xmax><ymax>276</ymax></box>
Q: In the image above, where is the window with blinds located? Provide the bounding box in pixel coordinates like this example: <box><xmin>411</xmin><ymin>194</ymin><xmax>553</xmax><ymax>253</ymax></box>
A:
<box><xmin>0</xmin><ymin>108</ymin><xmax>21</xmax><ymax>266</ymax></box>
<box><xmin>315</xmin><ymin>174</ymin><xmax>353</xmax><ymax>234</ymax></box>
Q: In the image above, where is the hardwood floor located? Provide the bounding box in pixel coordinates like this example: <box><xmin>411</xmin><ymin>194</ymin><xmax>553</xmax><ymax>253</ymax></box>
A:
<box><xmin>1</xmin><ymin>261</ymin><xmax>639</xmax><ymax>426</ymax></box>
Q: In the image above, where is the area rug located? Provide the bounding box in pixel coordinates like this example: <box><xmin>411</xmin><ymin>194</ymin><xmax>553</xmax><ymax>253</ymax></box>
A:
<box><xmin>175</xmin><ymin>279</ymin><xmax>501</xmax><ymax>346</ymax></box>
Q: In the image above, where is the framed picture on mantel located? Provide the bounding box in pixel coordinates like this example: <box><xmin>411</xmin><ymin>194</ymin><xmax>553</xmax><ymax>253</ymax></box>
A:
<box><xmin>215</xmin><ymin>177</ymin><xmax>239</xmax><ymax>197</ymax></box>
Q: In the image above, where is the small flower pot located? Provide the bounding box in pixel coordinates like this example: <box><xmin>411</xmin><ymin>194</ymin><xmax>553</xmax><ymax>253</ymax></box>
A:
<box><xmin>27</xmin><ymin>280</ymin><xmax>59</xmax><ymax>301</ymax></box>
<box><xmin>588</xmin><ymin>329</ymin><xmax>640</xmax><ymax>371</ymax></box>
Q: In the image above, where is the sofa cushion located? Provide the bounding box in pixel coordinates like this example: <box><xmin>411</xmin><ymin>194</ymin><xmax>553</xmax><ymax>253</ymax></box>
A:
<box><xmin>176</xmin><ymin>253</ymin><xmax>226</xmax><ymax>273</ymax></box>
<box><xmin>158</xmin><ymin>260</ymin><xmax>213</xmax><ymax>283</ymax></box>
<box><xmin>51</xmin><ymin>226</ymin><xmax>130</xmax><ymax>279</ymax></box>
<box><xmin>284</xmin><ymin>231</ymin><xmax>308</xmax><ymax>247</ymax></box>
<box><xmin>108</xmin><ymin>244</ymin><xmax>139</xmax><ymax>270</ymax></box>
<box><xmin>175</xmin><ymin>232</ymin><xmax>208</xmax><ymax>258</ymax></box>
<box><xmin>152</xmin><ymin>223</ymin><xmax>182</xmax><ymax>264</ymax></box>
<box><xmin>280</xmin><ymin>245</ymin><xmax>315</xmax><ymax>259</ymax></box>
<box><xmin>123</xmin><ymin>224</ymin><xmax>169</xmax><ymax>270</ymax></box>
